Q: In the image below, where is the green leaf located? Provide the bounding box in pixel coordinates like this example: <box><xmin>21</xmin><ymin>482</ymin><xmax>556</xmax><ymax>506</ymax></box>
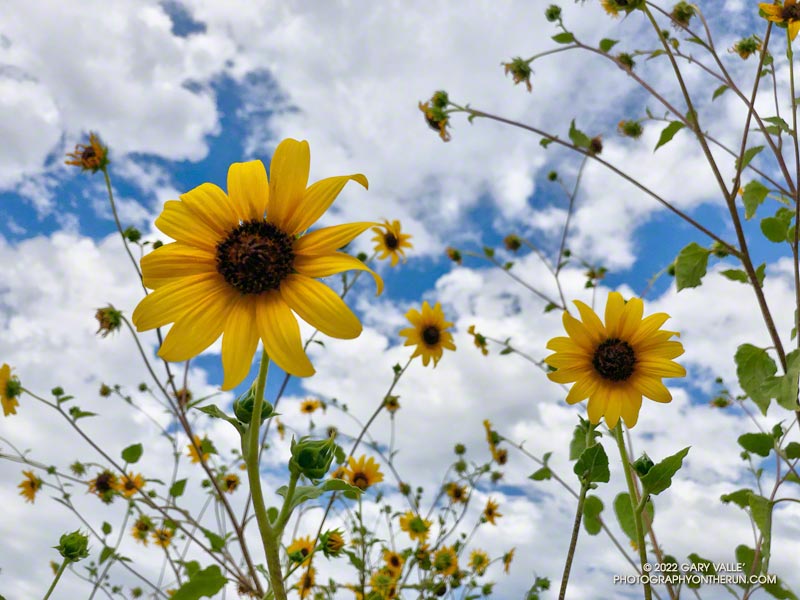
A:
<box><xmin>749</xmin><ymin>494</ymin><xmax>773</xmax><ymax>570</ymax></box>
<box><xmin>568</xmin><ymin>119</ymin><xmax>591</xmax><ymax>149</ymax></box>
<box><xmin>738</xmin><ymin>432</ymin><xmax>774</xmax><ymax>457</ymax></box>
<box><xmin>99</xmin><ymin>546</ymin><xmax>114</xmax><ymax>565</ymax></box>
<box><xmin>736</xmin><ymin>546</ymin><xmax>762</xmax><ymax>585</ymax></box>
<box><xmin>720</xmin><ymin>269</ymin><xmax>748</xmax><ymax>283</ymax></box>
<box><xmin>599</xmin><ymin>38</ymin><xmax>618</xmax><ymax>52</ymax></box>
<box><xmin>785</xmin><ymin>442</ymin><xmax>800</xmax><ymax>459</ymax></box>
<box><xmin>276</xmin><ymin>479</ymin><xmax>363</xmax><ymax>516</ymax></box>
<box><xmin>201</xmin><ymin>529</ymin><xmax>228</xmax><ymax>552</ymax></box>
<box><xmin>761</xmin><ymin>576</ymin><xmax>800</xmax><ymax>600</ymax></box>
<box><xmin>755</xmin><ymin>262</ymin><xmax>766</xmax><ymax>287</ymax></box>
<box><xmin>171</xmin><ymin>565</ymin><xmax>227</xmax><ymax>600</ymax></box>
<box><xmin>101</xmin><ymin>522</ymin><xmax>112</xmax><ymax>536</ymax></box>
<box><xmin>764</xmin><ymin>116</ymin><xmax>793</xmax><ymax>134</ymax></box>
<box><xmin>720</xmin><ymin>488</ymin><xmax>753</xmax><ymax>509</ymax></box>
<box><xmin>640</xmin><ymin>447</ymin><xmax>690</xmax><ymax>495</ymax></box>
<box><xmin>712</xmin><ymin>84</ymin><xmax>729</xmax><ymax>100</ymax></box>
<box><xmin>170</xmin><ymin>478</ymin><xmax>187</xmax><ymax>498</ymax></box>
<box><xmin>552</xmin><ymin>32</ymin><xmax>575</xmax><ymax>44</ymax></box>
<box><xmin>573</xmin><ymin>444</ymin><xmax>610</xmax><ymax>485</ymax></box>
<box><xmin>761</xmin><ymin>216</ymin><xmax>790</xmax><ymax>243</ymax></box>
<box><xmin>529</xmin><ymin>467</ymin><xmax>552</xmax><ymax>481</ymax></box>
<box><xmin>569</xmin><ymin>417</ymin><xmax>600</xmax><ymax>460</ymax></box>
<box><xmin>761</xmin><ymin>348</ymin><xmax>800</xmax><ymax>411</ymax></box>
<box><xmin>195</xmin><ymin>404</ymin><xmax>244</xmax><ymax>434</ymax></box>
<box><xmin>688</xmin><ymin>553</ymin><xmax>717</xmax><ymax>576</ymax></box>
<box><xmin>613</xmin><ymin>493</ymin><xmax>653</xmax><ymax>541</ymax></box>
<box><xmin>735</xmin><ymin>343</ymin><xmax>777</xmax><ymax>414</ymax></box>
<box><xmin>582</xmin><ymin>495</ymin><xmax>604</xmax><ymax>535</ymax></box>
<box><xmin>741</xmin><ymin>180</ymin><xmax>769</xmax><ymax>219</ymax></box>
<box><xmin>654</xmin><ymin>121</ymin><xmax>685</xmax><ymax>152</ymax></box>
<box><xmin>540</xmin><ymin>138</ymin><xmax>553</xmax><ymax>148</ymax></box>
<box><xmin>121</xmin><ymin>443</ymin><xmax>143</xmax><ymax>464</ymax></box>
<box><xmin>674</xmin><ymin>242</ymin><xmax>710</xmax><ymax>290</ymax></box>
<box><xmin>738</xmin><ymin>145</ymin><xmax>764</xmax><ymax>170</ymax></box>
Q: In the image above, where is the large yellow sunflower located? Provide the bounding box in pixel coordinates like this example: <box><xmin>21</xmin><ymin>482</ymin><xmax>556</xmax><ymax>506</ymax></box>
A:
<box><xmin>760</xmin><ymin>0</ymin><xmax>800</xmax><ymax>41</ymax></box>
<box><xmin>132</xmin><ymin>139</ymin><xmax>383</xmax><ymax>389</ymax></box>
<box><xmin>371</xmin><ymin>219</ymin><xmax>413</xmax><ymax>266</ymax></box>
<box><xmin>545</xmin><ymin>292</ymin><xmax>685</xmax><ymax>429</ymax></box>
<box><xmin>399</xmin><ymin>301</ymin><xmax>456</xmax><ymax>367</ymax></box>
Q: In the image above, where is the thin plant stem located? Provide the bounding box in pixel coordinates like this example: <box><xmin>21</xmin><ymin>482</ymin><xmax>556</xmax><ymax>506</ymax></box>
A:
<box><xmin>558</xmin><ymin>483</ymin><xmax>588</xmax><ymax>600</ymax></box>
<box><xmin>42</xmin><ymin>559</ymin><xmax>68</xmax><ymax>600</ymax></box>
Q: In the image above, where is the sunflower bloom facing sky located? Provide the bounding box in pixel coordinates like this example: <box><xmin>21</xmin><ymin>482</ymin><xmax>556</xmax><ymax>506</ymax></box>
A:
<box><xmin>399</xmin><ymin>301</ymin><xmax>456</xmax><ymax>367</ymax></box>
<box><xmin>545</xmin><ymin>292</ymin><xmax>686</xmax><ymax>429</ymax></box>
<box><xmin>132</xmin><ymin>138</ymin><xmax>383</xmax><ymax>390</ymax></box>
<box><xmin>371</xmin><ymin>219</ymin><xmax>413</xmax><ymax>266</ymax></box>
<box><xmin>760</xmin><ymin>0</ymin><xmax>800</xmax><ymax>41</ymax></box>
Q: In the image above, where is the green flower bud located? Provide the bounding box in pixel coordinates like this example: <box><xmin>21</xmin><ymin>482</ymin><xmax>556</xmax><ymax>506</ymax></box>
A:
<box><xmin>56</xmin><ymin>530</ymin><xmax>90</xmax><ymax>563</ymax></box>
<box><xmin>289</xmin><ymin>436</ymin><xmax>338</xmax><ymax>480</ymax></box>
<box><xmin>633</xmin><ymin>452</ymin><xmax>654</xmax><ymax>476</ymax></box>
<box><xmin>545</xmin><ymin>4</ymin><xmax>562</xmax><ymax>22</ymax></box>
<box><xmin>233</xmin><ymin>388</ymin><xmax>272</xmax><ymax>425</ymax></box>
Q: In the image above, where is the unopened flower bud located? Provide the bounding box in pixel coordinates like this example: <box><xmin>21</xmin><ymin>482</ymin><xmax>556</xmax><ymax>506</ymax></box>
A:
<box><xmin>289</xmin><ymin>436</ymin><xmax>338</xmax><ymax>480</ymax></box>
<box><xmin>632</xmin><ymin>453</ymin><xmax>655</xmax><ymax>476</ymax></box>
<box><xmin>56</xmin><ymin>530</ymin><xmax>90</xmax><ymax>563</ymax></box>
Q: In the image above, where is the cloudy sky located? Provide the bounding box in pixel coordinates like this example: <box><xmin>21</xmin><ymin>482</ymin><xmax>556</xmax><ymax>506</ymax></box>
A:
<box><xmin>2</xmin><ymin>0</ymin><xmax>800</xmax><ymax>599</ymax></box>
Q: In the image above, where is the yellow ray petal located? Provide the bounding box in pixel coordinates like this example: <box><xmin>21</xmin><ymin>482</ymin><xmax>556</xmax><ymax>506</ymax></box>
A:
<box><xmin>638</xmin><ymin>340</ymin><xmax>685</xmax><ymax>360</ymax></box>
<box><xmin>294</xmin><ymin>222</ymin><xmax>377</xmax><ymax>255</ymax></box>
<box><xmin>294</xmin><ymin>252</ymin><xmax>383</xmax><ymax>295</ymax></box>
<box><xmin>636</xmin><ymin>360</ymin><xmax>686</xmax><ymax>378</ymax></box>
<box><xmin>573</xmin><ymin>300</ymin><xmax>606</xmax><ymax>341</ymax></box>
<box><xmin>604</xmin><ymin>393</ymin><xmax>622</xmax><ymax>429</ymax></box>
<box><xmin>547</xmin><ymin>366</ymin><xmax>592</xmax><ymax>384</ymax></box>
<box><xmin>618</xmin><ymin>296</ymin><xmax>644</xmax><ymax>341</ymax></box>
<box><xmin>546</xmin><ymin>336</ymin><xmax>585</xmax><ymax>354</ymax></box>
<box><xmin>586</xmin><ymin>385</ymin><xmax>609</xmax><ymax>424</ymax></box>
<box><xmin>565</xmin><ymin>374</ymin><xmax>599</xmax><ymax>405</ymax></box>
<box><xmin>280</xmin><ymin>274</ymin><xmax>362</xmax><ymax>339</ymax></box>
<box><xmin>620</xmin><ymin>388</ymin><xmax>643</xmax><ymax>428</ymax></box>
<box><xmin>268</xmin><ymin>139</ymin><xmax>310</xmax><ymax>231</ymax></box>
<box><xmin>132</xmin><ymin>273</ymin><xmax>226</xmax><ymax>330</ymax></box>
<box><xmin>562</xmin><ymin>312</ymin><xmax>596</xmax><ymax>353</ymax></box>
<box><xmin>155</xmin><ymin>200</ymin><xmax>221</xmax><ymax>251</ymax></box>
<box><xmin>180</xmin><ymin>182</ymin><xmax>238</xmax><ymax>235</ymax></box>
<box><xmin>254</xmin><ymin>292</ymin><xmax>315</xmax><ymax>377</ymax></box>
<box><xmin>604</xmin><ymin>292</ymin><xmax>625</xmax><ymax>338</ymax></box>
<box><xmin>227</xmin><ymin>160</ymin><xmax>269</xmax><ymax>221</ymax></box>
<box><xmin>221</xmin><ymin>296</ymin><xmax>259</xmax><ymax>390</ymax></box>
<box><xmin>284</xmin><ymin>174</ymin><xmax>368</xmax><ymax>235</ymax></box>
<box><xmin>628</xmin><ymin>312</ymin><xmax>670</xmax><ymax>346</ymax></box>
<box><xmin>789</xmin><ymin>19</ymin><xmax>800</xmax><ymax>40</ymax></box>
<box><xmin>631</xmin><ymin>375</ymin><xmax>673</xmax><ymax>403</ymax></box>
<box><xmin>141</xmin><ymin>243</ymin><xmax>216</xmax><ymax>289</ymax></box>
<box><xmin>158</xmin><ymin>285</ymin><xmax>238</xmax><ymax>361</ymax></box>
<box><xmin>544</xmin><ymin>352</ymin><xmax>592</xmax><ymax>369</ymax></box>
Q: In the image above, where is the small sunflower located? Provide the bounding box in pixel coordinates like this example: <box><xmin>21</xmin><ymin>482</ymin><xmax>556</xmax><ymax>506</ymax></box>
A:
<box><xmin>287</xmin><ymin>536</ymin><xmax>315</xmax><ymax>565</ymax></box>
<box><xmin>321</xmin><ymin>529</ymin><xmax>345</xmax><ymax>557</ymax></box>
<box><xmin>117</xmin><ymin>472</ymin><xmax>145</xmax><ymax>498</ymax></box>
<box><xmin>483</xmin><ymin>498</ymin><xmax>502</xmax><ymax>525</ymax></box>
<box><xmin>18</xmin><ymin>470</ymin><xmax>42</xmax><ymax>503</ymax></box>
<box><xmin>760</xmin><ymin>0</ymin><xmax>800</xmax><ymax>41</ymax></box>
<box><xmin>503</xmin><ymin>548</ymin><xmax>515</xmax><ymax>574</ymax></box>
<box><xmin>399</xmin><ymin>511</ymin><xmax>432</xmax><ymax>543</ymax></box>
<box><xmin>601</xmin><ymin>0</ymin><xmax>644</xmax><ymax>17</ymax></box>
<box><xmin>1</xmin><ymin>363</ymin><xmax>21</xmax><ymax>417</ymax></box>
<box><xmin>445</xmin><ymin>482</ymin><xmax>468</xmax><ymax>504</ymax></box>
<box><xmin>345</xmin><ymin>454</ymin><xmax>384</xmax><ymax>490</ymax></box>
<box><xmin>545</xmin><ymin>292</ymin><xmax>685</xmax><ymax>429</ymax></box>
<box><xmin>88</xmin><ymin>470</ymin><xmax>119</xmax><ymax>503</ymax></box>
<box><xmin>300</xmin><ymin>398</ymin><xmax>322</xmax><ymax>414</ymax></box>
<box><xmin>297</xmin><ymin>566</ymin><xmax>315</xmax><ymax>599</ymax></box>
<box><xmin>132</xmin><ymin>139</ymin><xmax>382</xmax><ymax>390</ymax></box>
<box><xmin>65</xmin><ymin>132</ymin><xmax>109</xmax><ymax>173</ymax></box>
<box><xmin>383</xmin><ymin>549</ymin><xmax>405</xmax><ymax>578</ymax></box>
<box><xmin>469</xmin><ymin>549</ymin><xmax>490</xmax><ymax>575</ymax></box>
<box><xmin>187</xmin><ymin>435</ymin><xmax>211</xmax><ymax>464</ymax></box>
<box><xmin>330</xmin><ymin>465</ymin><xmax>347</xmax><ymax>480</ymax></box>
<box><xmin>152</xmin><ymin>527</ymin><xmax>174</xmax><ymax>548</ymax></box>
<box><xmin>433</xmin><ymin>546</ymin><xmax>459</xmax><ymax>577</ymax></box>
<box><xmin>372</xmin><ymin>219</ymin><xmax>413</xmax><ymax>266</ymax></box>
<box><xmin>369</xmin><ymin>568</ymin><xmax>398</xmax><ymax>599</ymax></box>
<box><xmin>383</xmin><ymin>395</ymin><xmax>400</xmax><ymax>412</ymax></box>
<box><xmin>131</xmin><ymin>516</ymin><xmax>154</xmax><ymax>545</ymax></box>
<box><xmin>399</xmin><ymin>301</ymin><xmax>456</xmax><ymax>367</ymax></box>
<box><xmin>221</xmin><ymin>473</ymin><xmax>240</xmax><ymax>493</ymax></box>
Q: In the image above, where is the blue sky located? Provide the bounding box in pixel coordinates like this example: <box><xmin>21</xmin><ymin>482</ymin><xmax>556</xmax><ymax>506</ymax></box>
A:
<box><xmin>2</xmin><ymin>1</ymin><xmax>800</xmax><ymax>599</ymax></box>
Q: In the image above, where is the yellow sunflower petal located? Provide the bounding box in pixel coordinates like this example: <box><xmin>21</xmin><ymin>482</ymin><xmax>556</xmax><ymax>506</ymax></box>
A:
<box><xmin>618</xmin><ymin>296</ymin><xmax>644</xmax><ymax>340</ymax></box>
<box><xmin>294</xmin><ymin>222</ymin><xmax>378</xmax><ymax>255</ymax></box>
<box><xmin>294</xmin><ymin>252</ymin><xmax>383</xmax><ymax>295</ymax></box>
<box><xmin>268</xmin><ymin>139</ymin><xmax>310</xmax><ymax>231</ymax></box>
<box><xmin>620</xmin><ymin>388</ymin><xmax>643</xmax><ymax>428</ymax></box>
<box><xmin>158</xmin><ymin>285</ymin><xmax>238</xmax><ymax>361</ymax></box>
<box><xmin>562</xmin><ymin>312</ymin><xmax>596</xmax><ymax>353</ymax></box>
<box><xmin>141</xmin><ymin>243</ymin><xmax>216</xmax><ymax>289</ymax></box>
<box><xmin>604</xmin><ymin>394</ymin><xmax>622</xmax><ymax>430</ymax></box>
<box><xmin>637</xmin><ymin>360</ymin><xmax>686</xmax><ymax>378</ymax></box>
<box><xmin>573</xmin><ymin>300</ymin><xmax>606</xmax><ymax>341</ymax></box>
<box><xmin>639</xmin><ymin>340</ymin><xmax>685</xmax><ymax>360</ymax></box>
<box><xmin>586</xmin><ymin>385</ymin><xmax>609</xmax><ymax>424</ymax></box>
<box><xmin>546</xmin><ymin>336</ymin><xmax>585</xmax><ymax>353</ymax></box>
<box><xmin>604</xmin><ymin>292</ymin><xmax>625</xmax><ymax>338</ymax></box>
<box><xmin>155</xmin><ymin>200</ymin><xmax>221</xmax><ymax>251</ymax></box>
<box><xmin>545</xmin><ymin>352</ymin><xmax>591</xmax><ymax>369</ymax></box>
<box><xmin>221</xmin><ymin>296</ymin><xmax>259</xmax><ymax>390</ymax></box>
<box><xmin>628</xmin><ymin>312</ymin><xmax>670</xmax><ymax>346</ymax></box>
<box><xmin>404</xmin><ymin>308</ymin><xmax>423</xmax><ymax>327</ymax></box>
<box><xmin>547</xmin><ymin>366</ymin><xmax>592</xmax><ymax>384</ymax></box>
<box><xmin>254</xmin><ymin>292</ymin><xmax>314</xmax><ymax>377</ymax></box>
<box><xmin>132</xmin><ymin>274</ymin><xmax>226</xmax><ymax>330</ymax></box>
<box><xmin>565</xmin><ymin>375</ymin><xmax>599</xmax><ymax>405</ymax></box>
<box><xmin>280</xmin><ymin>274</ymin><xmax>362</xmax><ymax>339</ymax></box>
<box><xmin>631</xmin><ymin>375</ymin><xmax>673</xmax><ymax>403</ymax></box>
<box><xmin>284</xmin><ymin>174</ymin><xmax>368</xmax><ymax>235</ymax></box>
<box><xmin>789</xmin><ymin>19</ymin><xmax>800</xmax><ymax>40</ymax></box>
<box><xmin>180</xmin><ymin>182</ymin><xmax>238</xmax><ymax>235</ymax></box>
<box><xmin>759</xmin><ymin>3</ymin><xmax>783</xmax><ymax>18</ymax></box>
<box><xmin>227</xmin><ymin>160</ymin><xmax>269</xmax><ymax>221</ymax></box>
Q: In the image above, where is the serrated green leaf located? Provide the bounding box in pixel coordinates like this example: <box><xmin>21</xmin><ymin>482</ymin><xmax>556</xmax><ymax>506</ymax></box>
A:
<box><xmin>761</xmin><ymin>216</ymin><xmax>790</xmax><ymax>243</ymax></box>
<box><xmin>720</xmin><ymin>269</ymin><xmax>748</xmax><ymax>283</ymax></box>
<box><xmin>613</xmin><ymin>493</ymin><xmax>654</xmax><ymax>541</ymax></box>
<box><xmin>735</xmin><ymin>344</ymin><xmax>777</xmax><ymax>414</ymax></box>
<box><xmin>170</xmin><ymin>478</ymin><xmax>187</xmax><ymax>498</ymax></box>
<box><xmin>171</xmin><ymin>565</ymin><xmax>227</xmax><ymax>600</ymax></box>
<box><xmin>568</xmin><ymin>119</ymin><xmax>591</xmax><ymax>149</ymax></box>
<box><xmin>764</xmin><ymin>116</ymin><xmax>793</xmax><ymax>134</ymax></box>
<box><xmin>749</xmin><ymin>494</ymin><xmax>773</xmax><ymax>570</ymax></box>
<box><xmin>195</xmin><ymin>404</ymin><xmax>244</xmax><ymax>433</ymax></box>
<box><xmin>121</xmin><ymin>443</ymin><xmax>143</xmax><ymax>464</ymax></box>
<box><xmin>201</xmin><ymin>529</ymin><xmax>227</xmax><ymax>552</ymax></box>
<box><xmin>742</xmin><ymin>180</ymin><xmax>769</xmax><ymax>219</ymax></box>
<box><xmin>654</xmin><ymin>121</ymin><xmax>685</xmax><ymax>152</ymax></box>
<box><xmin>569</xmin><ymin>418</ymin><xmax>600</xmax><ymax>460</ymax></box>
<box><xmin>738</xmin><ymin>433</ymin><xmax>774</xmax><ymax>457</ymax></box>
<box><xmin>582</xmin><ymin>495</ymin><xmax>604</xmax><ymax>535</ymax></box>
<box><xmin>599</xmin><ymin>38</ymin><xmax>618</xmax><ymax>52</ymax></box>
<box><xmin>674</xmin><ymin>242</ymin><xmax>710</xmax><ymax>290</ymax></box>
<box><xmin>552</xmin><ymin>32</ymin><xmax>575</xmax><ymax>44</ymax></box>
<box><xmin>721</xmin><ymin>488</ymin><xmax>754</xmax><ymax>509</ymax></box>
<box><xmin>573</xmin><ymin>444</ymin><xmax>610</xmax><ymax>484</ymax></box>
<box><xmin>712</xmin><ymin>84</ymin><xmax>729</xmax><ymax>100</ymax></box>
<box><xmin>738</xmin><ymin>145</ymin><xmax>764</xmax><ymax>169</ymax></box>
<box><xmin>641</xmin><ymin>447</ymin><xmax>690</xmax><ymax>495</ymax></box>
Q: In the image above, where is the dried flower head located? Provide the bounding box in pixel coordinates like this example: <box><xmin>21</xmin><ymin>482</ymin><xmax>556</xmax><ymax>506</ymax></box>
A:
<box><xmin>502</xmin><ymin>57</ymin><xmax>533</xmax><ymax>92</ymax></box>
<box><xmin>65</xmin><ymin>132</ymin><xmax>109</xmax><ymax>173</ymax></box>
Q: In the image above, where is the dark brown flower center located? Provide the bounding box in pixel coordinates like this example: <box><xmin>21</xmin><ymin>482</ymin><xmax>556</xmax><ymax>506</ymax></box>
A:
<box><xmin>95</xmin><ymin>472</ymin><xmax>114</xmax><ymax>493</ymax></box>
<box><xmin>389</xmin><ymin>555</ymin><xmax>401</xmax><ymax>568</ymax></box>
<box><xmin>352</xmin><ymin>472</ymin><xmax>369</xmax><ymax>490</ymax></box>
<box><xmin>784</xmin><ymin>3</ymin><xmax>800</xmax><ymax>20</ymax></box>
<box><xmin>422</xmin><ymin>326</ymin><xmax>440</xmax><ymax>346</ymax></box>
<box><xmin>592</xmin><ymin>338</ymin><xmax>636</xmax><ymax>381</ymax></box>
<box><xmin>384</xmin><ymin>232</ymin><xmax>399</xmax><ymax>250</ymax></box>
<box><xmin>216</xmin><ymin>220</ymin><xmax>294</xmax><ymax>294</ymax></box>
<box><xmin>124</xmin><ymin>479</ymin><xmax>136</xmax><ymax>491</ymax></box>
<box><xmin>82</xmin><ymin>146</ymin><xmax>97</xmax><ymax>161</ymax></box>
